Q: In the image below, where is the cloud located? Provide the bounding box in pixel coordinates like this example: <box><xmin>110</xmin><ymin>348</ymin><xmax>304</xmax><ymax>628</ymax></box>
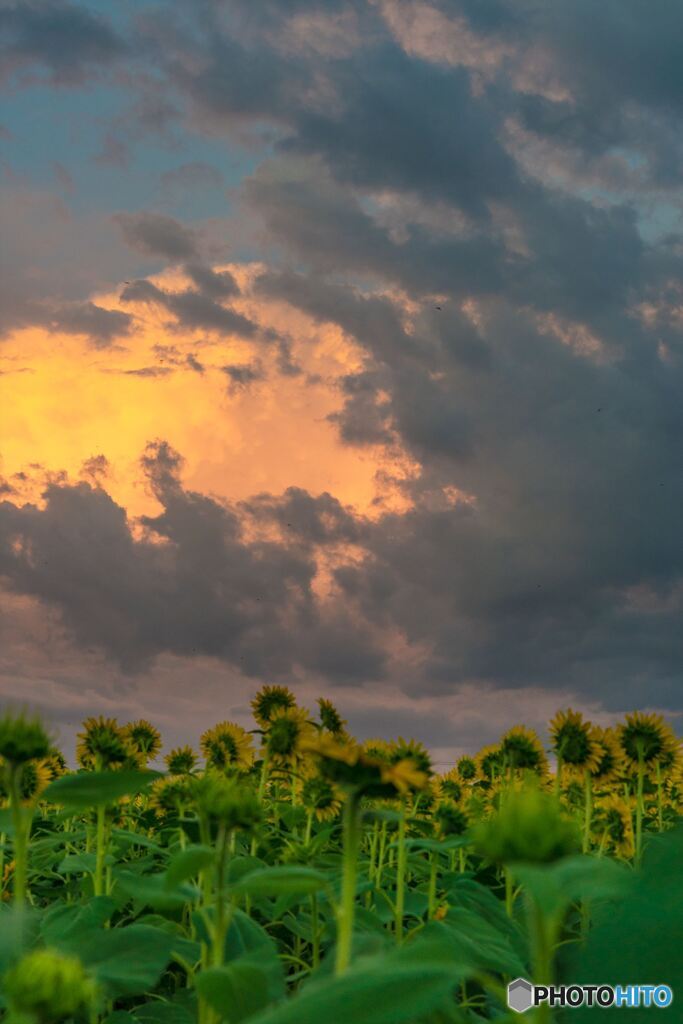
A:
<box><xmin>115</xmin><ymin>211</ymin><xmax>199</xmax><ymax>262</ymax></box>
<box><xmin>0</xmin><ymin>441</ymin><xmax>386</xmax><ymax>684</ymax></box>
<box><xmin>0</xmin><ymin>1</ymin><xmax>125</xmax><ymax>85</ymax></box>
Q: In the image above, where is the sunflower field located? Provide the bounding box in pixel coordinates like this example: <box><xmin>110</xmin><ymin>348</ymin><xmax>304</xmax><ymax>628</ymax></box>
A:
<box><xmin>1</xmin><ymin>690</ymin><xmax>682</xmax><ymax>1023</ymax></box>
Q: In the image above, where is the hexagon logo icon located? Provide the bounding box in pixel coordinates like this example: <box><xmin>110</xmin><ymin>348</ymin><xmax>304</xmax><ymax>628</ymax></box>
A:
<box><xmin>508</xmin><ymin>977</ymin><xmax>534</xmax><ymax>1013</ymax></box>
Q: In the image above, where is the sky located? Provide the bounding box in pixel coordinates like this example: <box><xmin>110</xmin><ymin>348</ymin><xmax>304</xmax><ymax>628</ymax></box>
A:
<box><xmin>1</xmin><ymin>0</ymin><xmax>683</xmax><ymax>765</ymax></box>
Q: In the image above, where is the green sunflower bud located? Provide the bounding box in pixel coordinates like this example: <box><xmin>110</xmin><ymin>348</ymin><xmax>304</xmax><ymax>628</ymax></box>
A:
<box><xmin>3</xmin><ymin>949</ymin><xmax>97</xmax><ymax>1023</ymax></box>
<box><xmin>473</xmin><ymin>786</ymin><xmax>580</xmax><ymax>865</ymax></box>
<box><xmin>0</xmin><ymin>713</ymin><xmax>51</xmax><ymax>767</ymax></box>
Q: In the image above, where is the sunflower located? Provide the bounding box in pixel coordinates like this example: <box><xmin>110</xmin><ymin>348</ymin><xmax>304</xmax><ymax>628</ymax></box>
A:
<box><xmin>123</xmin><ymin>720</ymin><xmax>162</xmax><ymax>762</ymax></box>
<box><xmin>304</xmin><ymin>734</ymin><xmax>427</xmax><ymax>797</ymax></box>
<box><xmin>435</xmin><ymin>801</ymin><xmax>468</xmax><ymax>837</ymax></box>
<box><xmin>165</xmin><ymin>745</ymin><xmax>199</xmax><ymax>775</ymax></box>
<box><xmin>588</xmin><ymin>727</ymin><xmax>626</xmax><ymax>787</ymax></box>
<box><xmin>76</xmin><ymin>717</ymin><xmax>131</xmax><ymax>770</ymax></box>
<box><xmin>43</xmin><ymin>749</ymin><xmax>67</xmax><ymax>780</ymax></box>
<box><xmin>456</xmin><ymin>756</ymin><xmax>478</xmax><ymax>782</ymax></box>
<box><xmin>500</xmin><ymin>726</ymin><xmax>548</xmax><ymax>775</ymax></box>
<box><xmin>18</xmin><ymin>759</ymin><xmax>53</xmax><ymax>805</ymax></box>
<box><xmin>618</xmin><ymin>712</ymin><xmax>677</xmax><ymax>769</ymax></box>
<box><xmin>593</xmin><ymin>794</ymin><xmax>635</xmax><ymax>859</ymax></box>
<box><xmin>200</xmin><ymin>722</ymin><xmax>254</xmax><ymax>773</ymax></box>
<box><xmin>317</xmin><ymin>698</ymin><xmax>347</xmax><ymax>738</ymax></box>
<box><xmin>389</xmin><ymin>738</ymin><xmax>433</xmax><ymax>777</ymax></box>
<box><xmin>301</xmin><ymin>774</ymin><xmax>343</xmax><ymax>821</ymax></box>
<box><xmin>361</xmin><ymin>738</ymin><xmax>393</xmax><ymax>762</ymax></box>
<box><xmin>549</xmin><ymin>709</ymin><xmax>602</xmax><ymax>776</ymax></box>
<box><xmin>149</xmin><ymin>775</ymin><xmax>194</xmax><ymax>818</ymax></box>
<box><xmin>0</xmin><ymin>713</ymin><xmax>52</xmax><ymax>766</ymax></box>
<box><xmin>250</xmin><ymin>685</ymin><xmax>296</xmax><ymax>728</ymax></box>
<box><xmin>191</xmin><ymin>773</ymin><xmax>262</xmax><ymax>831</ymax></box>
<box><xmin>263</xmin><ymin>706</ymin><xmax>315</xmax><ymax>768</ymax></box>
<box><xmin>435</xmin><ymin>768</ymin><xmax>463</xmax><ymax>802</ymax></box>
<box><xmin>476</xmin><ymin>744</ymin><xmax>504</xmax><ymax>784</ymax></box>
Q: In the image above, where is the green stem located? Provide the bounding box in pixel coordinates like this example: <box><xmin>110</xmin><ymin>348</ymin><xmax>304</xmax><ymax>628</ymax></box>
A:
<box><xmin>395</xmin><ymin>799</ymin><xmax>407</xmax><ymax>944</ymax></box>
<box><xmin>335</xmin><ymin>791</ymin><xmax>361</xmax><ymax>976</ymax></box>
<box><xmin>213</xmin><ymin>825</ymin><xmax>230</xmax><ymax>966</ymax></box>
<box><xmin>9</xmin><ymin>766</ymin><xmax>28</xmax><ymax>906</ymax></box>
<box><xmin>94</xmin><ymin>804</ymin><xmax>106</xmax><ymax>897</ymax></box>
<box><xmin>504</xmin><ymin>867</ymin><xmax>514</xmax><ymax>917</ymax></box>
<box><xmin>582</xmin><ymin>772</ymin><xmax>593</xmax><ymax>854</ymax></box>
<box><xmin>656</xmin><ymin>762</ymin><xmax>663</xmax><ymax>832</ymax></box>
<box><xmin>635</xmin><ymin>756</ymin><xmax>644</xmax><ymax>864</ymax></box>
<box><xmin>311</xmin><ymin>892</ymin><xmax>320</xmax><ymax>969</ymax></box>
<box><xmin>304</xmin><ymin>810</ymin><xmax>313</xmax><ymax>847</ymax></box>
<box><xmin>428</xmin><ymin>851</ymin><xmax>438</xmax><ymax>919</ymax></box>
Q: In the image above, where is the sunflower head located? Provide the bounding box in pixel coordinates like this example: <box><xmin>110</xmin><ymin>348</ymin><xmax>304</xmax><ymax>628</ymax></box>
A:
<box><xmin>501</xmin><ymin>726</ymin><xmax>548</xmax><ymax>774</ymax></box>
<box><xmin>589</xmin><ymin>727</ymin><xmax>626</xmax><ymax>786</ymax></box>
<box><xmin>264</xmin><ymin>706</ymin><xmax>314</xmax><ymax>766</ymax></box>
<box><xmin>0</xmin><ymin>712</ymin><xmax>52</xmax><ymax>767</ymax></box>
<box><xmin>123</xmin><ymin>720</ymin><xmax>162</xmax><ymax>762</ymax></box>
<box><xmin>304</xmin><ymin>734</ymin><xmax>426</xmax><ymax>797</ymax></box>
<box><xmin>476</xmin><ymin>744</ymin><xmax>504</xmax><ymax>783</ymax></box>
<box><xmin>149</xmin><ymin>775</ymin><xmax>193</xmax><ymax>818</ymax></box>
<box><xmin>165</xmin><ymin>745</ymin><xmax>199</xmax><ymax>775</ymax></box>
<box><xmin>594</xmin><ymin>794</ymin><xmax>635</xmax><ymax>859</ymax></box>
<box><xmin>550</xmin><ymin>709</ymin><xmax>602</xmax><ymax>773</ymax></box>
<box><xmin>3</xmin><ymin>948</ymin><xmax>98</xmax><ymax>1023</ymax></box>
<box><xmin>435</xmin><ymin>801</ymin><xmax>469</xmax><ymax>837</ymax></box>
<box><xmin>18</xmin><ymin>759</ymin><xmax>53</xmax><ymax>805</ymax></box>
<box><xmin>192</xmin><ymin>774</ymin><xmax>262</xmax><ymax>831</ymax></box>
<box><xmin>301</xmin><ymin>774</ymin><xmax>342</xmax><ymax>821</ymax></box>
<box><xmin>200</xmin><ymin>722</ymin><xmax>254</xmax><ymax>773</ymax></box>
<box><xmin>389</xmin><ymin>738</ymin><xmax>432</xmax><ymax>777</ymax></box>
<box><xmin>473</xmin><ymin>785</ymin><xmax>580</xmax><ymax>865</ymax></box>
<box><xmin>250</xmin><ymin>686</ymin><xmax>296</xmax><ymax>728</ymax></box>
<box><xmin>436</xmin><ymin>769</ymin><xmax>463</xmax><ymax>802</ymax></box>
<box><xmin>456</xmin><ymin>755</ymin><xmax>478</xmax><ymax>782</ymax></box>
<box><xmin>317</xmin><ymin>698</ymin><xmax>347</xmax><ymax>737</ymax></box>
<box><xmin>361</xmin><ymin>738</ymin><xmax>393</xmax><ymax>763</ymax></box>
<box><xmin>44</xmin><ymin>749</ymin><xmax>67</xmax><ymax>780</ymax></box>
<box><xmin>76</xmin><ymin>717</ymin><xmax>131</xmax><ymax>770</ymax></box>
<box><xmin>618</xmin><ymin>712</ymin><xmax>677</xmax><ymax>767</ymax></box>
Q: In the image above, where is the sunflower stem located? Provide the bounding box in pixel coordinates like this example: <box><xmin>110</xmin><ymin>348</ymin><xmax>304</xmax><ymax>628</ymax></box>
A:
<box><xmin>335</xmin><ymin>790</ymin><xmax>361</xmax><ymax>976</ymax></box>
<box><xmin>395</xmin><ymin>798</ymin><xmax>407</xmax><ymax>944</ymax></box>
<box><xmin>582</xmin><ymin>772</ymin><xmax>593</xmax><ymax>854</ymax></box>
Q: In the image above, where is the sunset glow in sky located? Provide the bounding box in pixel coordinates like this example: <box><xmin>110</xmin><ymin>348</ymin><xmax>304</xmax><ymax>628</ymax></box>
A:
<box><xmin>1</xmin><ymin>0</ymin><xmax>682</xmax><ymax>759</ymax></box>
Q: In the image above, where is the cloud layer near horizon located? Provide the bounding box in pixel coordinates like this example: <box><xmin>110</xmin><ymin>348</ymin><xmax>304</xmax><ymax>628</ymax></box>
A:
<box><xmin>1</xmin><ymin>0</ymin><xmax>682</xmax><ymax>752</ymax></box>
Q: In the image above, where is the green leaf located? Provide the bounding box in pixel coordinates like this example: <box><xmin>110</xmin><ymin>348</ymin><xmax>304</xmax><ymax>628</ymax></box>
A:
<box><xmin>423</xmin><ymin>914</ymin><xmax>526</xmax><ymax>977</ymax></box>
<box><xmin>115</xmin><ymin>869</ymin><xmax>198</xmax><ymax>911</ymax></box>
<box><xmin>196</xmin><ymin>963</ymin><xmax>274</xmax><ymax>1022</ymax></box>
<box><xmin>165</xmin><ymin>845</ymin><xmax>215</xmax><ymax>888</ymax></box>
<box><xmin>133</xmin><ymin>999</ymin><xmax>195</xmax><ymax>1024</ymax></box>
<box><xmin>41</xmin><ymin>897</ymin><xmax>117</xmax><ymax>944</ymax></box>
<box><xmin>58</xmin><ymin>852</ymin><xmax>102</xmax><ymax>874</ymax></box>
<box><xmin>58</xmin><ymin>924</ymin><xmax>175</xmax><ymax>998</ymax></box>
<box><xmin>0</xmin><ymin>905</ymin><xmax>41</xmax><ymax>973</ymax></box>
<box><xmin>512</xmin><ymin>853</ymin><xmax>628</xmax><ymax>919</ymax></box>
<box><xmin>570</xmin><ymin>826</ymin><xmax>683</xmax><ymax>1020</ymax></box>
<box><xmin>231</xmin><ymin>865</ymin><xmax>329</xmax><ymax>898</ymax></box>
<box><xmin>245</xmin><ymin>945</ymin><xmax>459</xmax><ymax>1024</ymax></box>
<box><xmin>42</xmin><ymin>770</ymin><xmax>161</xmax><ymax>809</ymax></box>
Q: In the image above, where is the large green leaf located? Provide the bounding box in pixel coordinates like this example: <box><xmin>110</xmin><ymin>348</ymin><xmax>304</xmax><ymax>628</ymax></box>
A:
<box><xmin>42</xmin><ymin>770</ymin><xmax>161</xmax><ymax>809</ymax></box>
<box><xmin>115</xmin><ymin>869</ymin><xmax>198</xmax><ymax>911</ymax></box>
<box><xmin>569</xmin><ymin>827</ymin><xmax>683</xmax><ymax>1020</ymax></box>
<box><xmin>196</xmin><ymin>963</ymin><xmax>275</xmax><ymax>1022</ymax></box>
<box><xmin>231</xmin><ymin>865</ymin><xmax>329</xmax><ymax>898</ymax></box>
<box><xmin>245</xmin><ymin>944</ymin><xmax>461</xmax><ymax>1024</ymax></box>
<box><xmin>41</xmin><ymin>897</ymin><xmax>117</xmax><ymax>944</ymax></box>
<box><xmin>165</xmin><ymin>844</ymin><xmax>215</xmax><ymax>887</ymax></box>
<box><xmin>512</xmin><ymin>853</ymin><xmax>628</xmax><ymax>919</ymax></box>
<box><xmin>57</xmin><ymin>925</ymin><xmax>175</xmax><ymax>998</ymax></box>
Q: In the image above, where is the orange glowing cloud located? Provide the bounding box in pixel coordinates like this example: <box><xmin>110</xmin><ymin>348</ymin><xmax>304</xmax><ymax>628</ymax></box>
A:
<box><xmin>0</xmin><ymin>263</ymin><xmax>418</xmax><ymax>519</ymax></box>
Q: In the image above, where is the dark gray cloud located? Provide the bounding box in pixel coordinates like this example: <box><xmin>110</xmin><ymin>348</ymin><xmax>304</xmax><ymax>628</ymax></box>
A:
<box><xmin>120</xmin><ymin>279</ymin><xmax>257</xmax><ymax>338</ymax></box>
<box><xmin>46</xmin><ymin>301</ymin><xmax>133</xmax><ymax>347</ymax></box>
<box><xmin>0</xmin><ymin>1</ymin><xmax>125</xmax><ymax>85</ymax></box>
<box><xmin>0</xmin><ymin>442</ymin><xmax>386</xmax><ymax>683</ymax></box>
<box><xmin>115</xmin><ymin>211</ymin><xmax>199</xmax><ymax>262</ymax></box>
